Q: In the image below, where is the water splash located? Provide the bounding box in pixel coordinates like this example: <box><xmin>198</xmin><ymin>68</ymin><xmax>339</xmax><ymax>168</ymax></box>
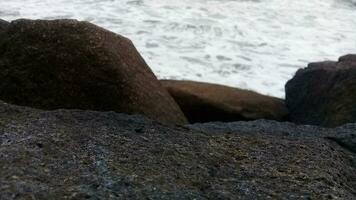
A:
<box><xmin>1</xmin><ymin>0</ymin><xmax>355</xmax><ymax>98</ymax></box>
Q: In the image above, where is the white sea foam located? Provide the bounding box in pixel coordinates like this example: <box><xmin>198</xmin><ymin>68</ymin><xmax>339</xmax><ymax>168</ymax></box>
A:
<box><xmin>1</xmin><ymin>0</ymin><xmax>355</xmax><ymax>98</ymax></box>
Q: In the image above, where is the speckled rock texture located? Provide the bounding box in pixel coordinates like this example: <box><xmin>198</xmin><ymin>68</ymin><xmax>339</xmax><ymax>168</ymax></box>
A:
<box><xmin>286</xmin><ymin>54</ymin><xmax>356</xmax><ymax>127</ymax></box>
<box><xmin>0</xmin><ymin>19</ymin><xmax>187</xmax><ymax>124</ymax></box>
<box><xmin>161</xmin><ymin>80</ymin><xmax>288</xmax><ymax>123</ymax></box>
<box><xmin>0</xmin><ymin>100</ymin><xmax>355</xmax><ymax>199</ymax></box>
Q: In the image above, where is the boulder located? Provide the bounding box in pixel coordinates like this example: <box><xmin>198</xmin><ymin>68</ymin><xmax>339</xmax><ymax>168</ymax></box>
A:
<box><xmin>0</xmin><ymin>100</ymin><xmax>355</xmax><ymax>199</ymax></box>
<box><xmin>0</xmin><ymin>19</ymin><xmax>9</xmax><ymax>33</ymax></box>
<box><xmin>161</xmin><ymin>80</ymin><xmax>288</xmax><ymax>123</ymax></box>
<box><xmin>285</xmin><ymin>54</ymin><xmax>356</xmax><ymax>127</ymax></box>
<box><xmin>0</xmin><ymin>19</ymin><xmax>187</xmax><ymax>124</ymax></box>
<box><xmin>339</xmin><ymin>54</ymin><xmax>356</xmax><ymax>62</ymax></box>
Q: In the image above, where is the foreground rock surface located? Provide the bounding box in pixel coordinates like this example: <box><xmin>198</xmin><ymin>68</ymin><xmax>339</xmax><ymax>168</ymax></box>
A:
<box><xmin>0</xmin><ymin>101</ymin><xmax>355</xmax><ymax>199</ymax></box>
<box><xmin>286</xmin><ymin>54</ymin><xmax>356</xmax><ymax>127</ymax></box>
<box><xmin>161</xmin><ymin>80</ymin><xmax>288</xmax><ymax>123</ymax></box>
<box><xmin>0</xmin><ymin>19</ymin><xmax>187</xmax><ymax>124</ymax></box>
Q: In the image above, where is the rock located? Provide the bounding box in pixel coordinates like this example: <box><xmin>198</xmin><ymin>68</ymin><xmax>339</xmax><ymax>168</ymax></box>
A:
<box><xmin>0</xmin><ymin>19</ymin><xmax>9</xmax><ymax>33</ymax></box>
<box><xmin>161</xmin><ymin>80</ymin><xmax>288</xmax><ymax>123</ymax></box>
<box><xmin>0</xmin><ymin>19</ymin><xmax>187</xmax><ymax>124</ymax></box>
<box><xmin>285</xmin><ymin>54</ymin><xmax>356</xmax><ymax>127</ymax></box>
<box><xmin>0</xmin><ymin>100</ymin><xmax>355</xmax><ymax>199</ymax></box>
<box><xmin>339</xmin><ymin>54</ymin><xmax>356</xmax><ymax>62</ymax></box>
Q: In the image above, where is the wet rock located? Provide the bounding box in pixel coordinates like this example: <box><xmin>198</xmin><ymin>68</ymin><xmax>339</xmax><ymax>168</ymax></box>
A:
<box><xmin>161</xmin><ymin>80</ymin><xmax>288</xmax><ymax>123</ymax></box>
<box><xmin>0</xmin><ymin>100</ymin><xmax>355</xmax><ymax>199</ymax></box>
<box><xmin>285</xmin><ymin>54</ymin><xmax>356</xmax><ymax>127</ymax></box>
<box><xmin>0</xmin><ymin>19</ymin><xmax>187</xmax><ymax>124</ymax></box>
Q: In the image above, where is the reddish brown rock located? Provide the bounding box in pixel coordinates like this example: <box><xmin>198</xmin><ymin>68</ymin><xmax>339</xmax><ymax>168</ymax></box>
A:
<box><xmin>0</xmin><ymin>19</ymin><xmax>187</xmax><ymax>124</ymax></box>
<box><xmin>161</xmin><ymin>80</ymin><xmax>288</xmax><ymax>123</ymax></box>
<box><xmin>285</xmin><ymin>54</ymin><xmax>356</xmax><ymax>127</ymax></box>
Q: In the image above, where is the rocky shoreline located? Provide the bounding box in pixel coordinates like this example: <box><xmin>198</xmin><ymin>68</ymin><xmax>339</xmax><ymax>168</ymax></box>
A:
<box><xmin>0</xmin><ymin>101</ymin><xmax>355</xmax><ymax>199</ymax></box>
<box><xmin>0</xmin><ymin>19</ymin><xmax>355</xmax><ymax>199</ymax></box>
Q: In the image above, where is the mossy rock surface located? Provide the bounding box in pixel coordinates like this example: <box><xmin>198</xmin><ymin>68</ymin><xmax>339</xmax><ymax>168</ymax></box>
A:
<box><xmin>0</xmin><ymin>101</ymin><xmax>355</xmax><ymax>199</ymax></box>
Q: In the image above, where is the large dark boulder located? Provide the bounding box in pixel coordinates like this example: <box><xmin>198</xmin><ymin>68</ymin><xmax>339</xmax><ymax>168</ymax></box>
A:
<box><xmin>0</xmin><ymin>19</ymin><xmax>9</xmax><ymax>33</ymax></box>
<box><xmin>285</xmin><ymin>54</ymin><xmax>356</xmax><ymax>127</ymax></box>
<box><xmin>0</xmin><ymin>100</ymin><xmax>355</xmax><ymax>199</ymax></box>
<box><xmin>161</xmin><ymin>80</ymin><xmax>288</xmax><ymax>123</ymax></box>
<box><xmin>0</xmin><ymin>19</ymin><xmax>187</xmax><ymax>124</ymax></box>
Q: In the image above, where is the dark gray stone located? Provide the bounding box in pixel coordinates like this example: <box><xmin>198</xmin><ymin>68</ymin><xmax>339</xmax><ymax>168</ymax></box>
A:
<box><xmin>0</xmin><ymin>101</ymin><xmax>355</xmax><ymax>199</ymax></box>
<box><xmin>0</xmin><ymin>19</ymin><xmax>9</xmax><ymax>34</ymax></box>
<box><xmin>339</xmin><ymin>54</ymin><xmax>356</xmax><ymax>62</ymax></box>
<box><xmin>285</xmin><ymin>55</ymin><xmax>356</xmax><ymax>127</ymax></box>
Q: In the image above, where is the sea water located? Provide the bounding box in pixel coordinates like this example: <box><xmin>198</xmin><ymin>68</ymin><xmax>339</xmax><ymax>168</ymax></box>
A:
<box><xmin>1</xmin><ymin>0</ymin><xmax>356</xmax><ymax>98</ymax></box>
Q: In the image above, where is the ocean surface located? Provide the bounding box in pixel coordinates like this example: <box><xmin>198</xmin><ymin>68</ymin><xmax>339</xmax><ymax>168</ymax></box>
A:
<box><xmin>1</xmin><ymin>0</ymin><xmax>356</xmax><ymax>98</ymax></box>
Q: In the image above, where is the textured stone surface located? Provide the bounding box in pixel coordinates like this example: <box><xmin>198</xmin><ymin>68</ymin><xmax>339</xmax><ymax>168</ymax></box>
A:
<box><xmin>161</xmin><ymin>80</ymin><xmax>288</xmax><ymax>123</ymax></box>
<box><xmin>0</xmin><ymin>100</ymin><xmax>355</xmax><ymax>199</ymax></box>
<box><xmin>0</xmin><ymin>19</ymin><xmax>9</xmax><ymax>34</ymax></box>
<box><xmin>0</xmin><ymin>19</ymin><xmax>187</xmax><ymax>124</ymax></box>
<box><xmin>286</xmin><ymin>54</ymin><xmax>356</xmax><ymax>127</ymax></box>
